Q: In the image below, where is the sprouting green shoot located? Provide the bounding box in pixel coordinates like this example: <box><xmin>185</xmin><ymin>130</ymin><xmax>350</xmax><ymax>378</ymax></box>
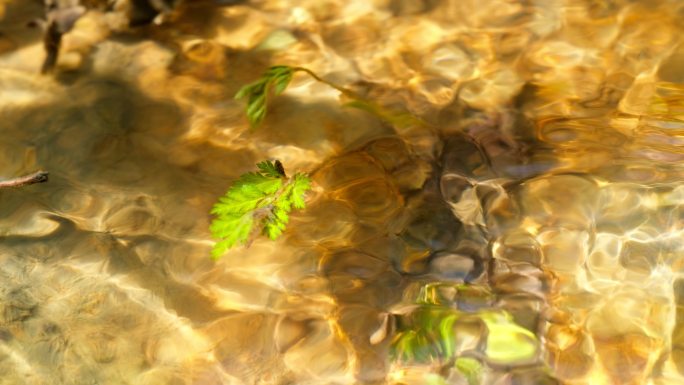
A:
<box><xmin>209</xmin><ymin>160</ymin><xmax>311</xmax><ymax>259</ymax></box>
<box><xmin>235</xmin><ymin>65</ymin><xmax>428</xmax><ymax>129</ymax></box>
<box><xmin>235</xmin><ymin>66</ymin><xmax>296</xmax><ymax>127</ymax></box>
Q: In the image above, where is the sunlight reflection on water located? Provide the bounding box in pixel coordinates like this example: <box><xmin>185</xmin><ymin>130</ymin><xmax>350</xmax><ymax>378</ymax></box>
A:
<box><xmin>0</xmin><ymin>0</ymin><xmax>683</xmax><ymax>384</ymax></box>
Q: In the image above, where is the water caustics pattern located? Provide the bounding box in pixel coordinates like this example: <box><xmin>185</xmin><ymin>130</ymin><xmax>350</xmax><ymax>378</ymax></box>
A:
<box><xmin>0</xmin><ymin>0</ymin><xmax>683</xmax><ymax>384</ymax></box>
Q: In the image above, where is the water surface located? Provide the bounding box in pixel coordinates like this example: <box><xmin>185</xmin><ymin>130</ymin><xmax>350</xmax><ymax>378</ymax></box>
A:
<box><xmin>0</xmin><ymin>0</ymin><xmax>683</xmax><ymax>384</ymax></box>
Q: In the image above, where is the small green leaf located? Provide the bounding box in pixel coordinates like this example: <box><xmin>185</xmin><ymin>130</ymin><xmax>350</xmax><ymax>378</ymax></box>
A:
<box><xmin>210</xmin><ymin>160</ymin><xmax>312</xmax><ymax>259</ymax></box>
<box><xmin>261</xmin><ymin>172</ymin><xmax>311</xmax><ymax>241</ymax></box>
<box><xmin>210</xmin><ymin>214</ymin><xmax>255</xmax><ymax>259</ymax></box>
<box><xmin>274</xmin><ymin>71</ymin><xmax>293</xmax><ymax>94</ymax></box>
<box><xmin>235</xmin><ymin>66</ymin><xmax>296</xmax><ymax>127</ymax></box>
<box><xmin>290</xmin><ymin>173</ymin><xmax>312</xmax><ymax>209</ymax></box>
<box><xmin>257</xmin><ymin>160</ymin><xmax>286</xmax><ymax>178</ymax></box>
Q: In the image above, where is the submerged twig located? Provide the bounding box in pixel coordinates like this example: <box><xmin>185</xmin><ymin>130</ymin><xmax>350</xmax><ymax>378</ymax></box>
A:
<box><xmin>41</xmin><ymin>20</ymin><xmax>62</xmax><ymax>74</ymax></box>
<box><xmin>0</xmin><ymin>171</ymin><xmax>49</xmax><ymax>188</ymax></box>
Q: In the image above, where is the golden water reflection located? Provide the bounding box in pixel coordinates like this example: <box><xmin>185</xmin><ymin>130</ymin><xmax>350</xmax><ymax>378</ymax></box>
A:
<box><xmin>0</xmin><ymin>0</ymin><xmax>683</xmax><ymax>384</ymax></box>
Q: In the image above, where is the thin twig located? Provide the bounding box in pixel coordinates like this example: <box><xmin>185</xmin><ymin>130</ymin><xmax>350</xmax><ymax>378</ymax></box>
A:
<box><xmin>0</xmin><ymin>171</ymin><xmax>49</xmax><ymax>188</ymax></box>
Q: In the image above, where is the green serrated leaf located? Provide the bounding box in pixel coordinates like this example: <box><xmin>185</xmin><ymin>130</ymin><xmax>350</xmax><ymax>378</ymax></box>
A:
<box><xmin>291</xmin><ymin>173</ymin><xmax>311</xmax><ymax>209</ymax></box>
<box><xmin>210</xmin><ymin>214</ymin><xmax>254</xmax><ymax>257</ymax></box>
<box><xmin>257</xmin><ymin>160</ymin><xmax>286</xmax><ymax>178</ymax></box>
<box><xmin>210</xmin><ymin>160</ymin><xmax>312</xmax><ymax>259</ymax></box>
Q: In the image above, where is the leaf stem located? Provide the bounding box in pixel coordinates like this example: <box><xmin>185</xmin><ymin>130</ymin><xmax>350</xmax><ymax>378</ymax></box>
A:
<box><xmin>292</xmin><ymin>67</ymin><xmax>431</xmax><ymax>128</ymax></box>
<box><xmin>292</xmin><ymin>67</ymin><xmax>359</xmax><ymax>99</ymax></box>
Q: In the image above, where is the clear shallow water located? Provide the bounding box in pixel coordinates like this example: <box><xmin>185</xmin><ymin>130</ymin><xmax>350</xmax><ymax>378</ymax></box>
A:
<box><xmin>0</xmin><ymin>0</ymin><xmax>683</xmax><ymax>384</ymax></box>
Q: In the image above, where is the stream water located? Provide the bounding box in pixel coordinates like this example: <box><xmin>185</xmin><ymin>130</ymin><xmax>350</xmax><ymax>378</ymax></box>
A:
<box><xmin>0</xmin><ymin>1</ymin><xmax>683</xmax><ymax>384</ymax></box>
